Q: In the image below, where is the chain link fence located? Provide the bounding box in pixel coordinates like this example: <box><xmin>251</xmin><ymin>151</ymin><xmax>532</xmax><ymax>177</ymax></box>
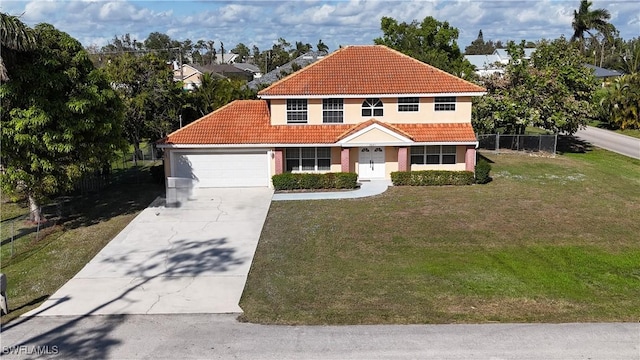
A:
<box><xmin>478</xmin><ymin>134</ymin><xmax>558</xmax><ymax>156</ymax></box>
<box><xmin>112</xmin><ymin>143</ymin><xmax>161</xmax><ymax>170</ymax></box>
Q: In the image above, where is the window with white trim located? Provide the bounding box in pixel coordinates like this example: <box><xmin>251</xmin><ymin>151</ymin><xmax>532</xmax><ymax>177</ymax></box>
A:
<box><xmin>323</xmin><ymin>99</ymin><xmax>344</xmax><ymax>123</ymax></box>
<box><xmin>287</xmin><ymin>99</ymin><xmax>308</xmax><ymax>123</ymax></box>
<box><xmin>361</xmin><ymin>98</ymin><xmax>383</xmax><ymax>117</ymax></box>
<box><xmin>434</xmin><ymin>97</ymin><xmax>456</xmax><ymax>111</ymax></box>
<box><xmin>410</xmin><ymin>145</ymin><xmax>457</xmax><ymax>165</ymax></box>
<box><xmin>398</xmin><ymin>97</ymin><xmax>419</xmax><ymax>112</ymax></box>
<box><xmin>285</xmin><ymin>147</ymin><xmax>331</xmax><ymax>171</ymax></box>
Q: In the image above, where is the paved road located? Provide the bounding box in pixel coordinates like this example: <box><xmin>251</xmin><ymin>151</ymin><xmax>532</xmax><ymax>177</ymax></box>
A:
<box><xmin>23</xmin><ymin>188</ymin><xmax>273</xmax><ymax>316</ymax></box>
<box><xmin>575</xmin><ymin>126</ymin><xmax>640</xmax><ymax>159</ymax></box>
<box><xmin>1</xmin><ymin>314</ymin><xmax>638</xmax><ymax>359</ymax></box>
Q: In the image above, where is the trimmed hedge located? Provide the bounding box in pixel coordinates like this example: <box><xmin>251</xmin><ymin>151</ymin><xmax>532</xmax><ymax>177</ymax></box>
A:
<box><xmin>272</xmin><ymin>172</ymin><xmax>358</xmax><ymax>190</ymax></box>
<box><xmin>391</xmin><ymin>170</ymin><xmax>474</xmax><ymax>186</ymax></box>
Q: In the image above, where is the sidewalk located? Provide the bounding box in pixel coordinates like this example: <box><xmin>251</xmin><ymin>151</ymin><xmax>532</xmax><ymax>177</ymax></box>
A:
<box><xmin>272</xmin><ymin>180</ymin><xmax>392</xmax><ymax>201</ymax></box>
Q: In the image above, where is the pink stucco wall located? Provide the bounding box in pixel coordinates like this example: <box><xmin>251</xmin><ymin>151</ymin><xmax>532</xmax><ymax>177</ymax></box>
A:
<box><xmin>398</xmin><ymin>147</ymin><xmax>408</xmax><ymax>171</ymax></box>
<box><xmin>274</xmin><ymin>149</ymin><xmax>283</xmax><ymax>174</ymax></box>
<box><xmin>465</xmin><ymin>146</ymin><xmax>476</xmax><ymax>172</ymax></box>
<box><xmin>341</xmin><ymin>148</ymin><xmax>350</xmax><ymax>172</ymax></box>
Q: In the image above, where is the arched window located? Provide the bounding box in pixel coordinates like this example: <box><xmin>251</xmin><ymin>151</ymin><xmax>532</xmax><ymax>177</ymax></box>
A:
<box><xmin>361</xmin><ymin>98</ymin><xmax>383</xmax><ymax>117</ymax></box>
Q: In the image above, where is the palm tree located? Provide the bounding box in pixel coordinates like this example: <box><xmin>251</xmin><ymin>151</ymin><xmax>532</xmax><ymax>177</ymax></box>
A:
<box><xmin>0</xmin><ymin>12</ymin><xmax>36</xmax><ymax>81</ymax></box>
<box><xmin>316</xmin><ymin>39</ymin><xmax>329</xmax><ymax>54</ymax></box>
<box><xmin>601</xmin><ymin>74</ymin><xmax>640</xmax><ymax>129</ymax></box>
<box><xmin>570</xmin><ymin>0</ymin><xmax>613</xmax><ymax>46</ymax></box>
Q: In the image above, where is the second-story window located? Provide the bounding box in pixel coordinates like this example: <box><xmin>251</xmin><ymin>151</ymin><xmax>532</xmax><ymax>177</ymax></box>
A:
<box><xmin>434</xmin><ymin>97</ymin><xmax>456</xmax><ymax>111</ymax></box>
<box><xmin>362</xmin><ymin>98</ymin><xmax>383</xmax><ymax>117</ymax></box>
<box><xmin>398</xmin><ymin>97</ymin><xmax>419</xmax><ymax>112</ymax></box>
<box><xmin>323</xmin><ymin>99</ymin><xmax>344</xmax><ymax>123</ymax></box>
<box><xmin>287</xmin><ymin>99</ymin><xmax>308</xmax><ymax>123</ymax></box>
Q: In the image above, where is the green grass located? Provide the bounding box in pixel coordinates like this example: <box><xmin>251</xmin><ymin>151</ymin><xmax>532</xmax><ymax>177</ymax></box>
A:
<box><xmin>0</xmin><ymin>165</ymin><xmax>163</xmax><ymax>324</ymax></box>
<box><xmin>240</xmin><ymin>149</ymin><xmax>640</xmax><ymax>324</ymax></box>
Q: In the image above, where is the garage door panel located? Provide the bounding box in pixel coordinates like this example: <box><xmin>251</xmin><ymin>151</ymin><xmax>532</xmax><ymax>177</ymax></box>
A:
<box><xmin>174</xmin><ymin>152</ymin><xmax>269</xmax><ymax>187</ymax></box>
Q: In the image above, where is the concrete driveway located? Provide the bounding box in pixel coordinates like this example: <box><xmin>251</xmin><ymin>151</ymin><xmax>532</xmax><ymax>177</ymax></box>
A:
<box><xmin>24</xmin><ymin>187</ymin><xmax>273</xmax><ymax>316</ymax></box>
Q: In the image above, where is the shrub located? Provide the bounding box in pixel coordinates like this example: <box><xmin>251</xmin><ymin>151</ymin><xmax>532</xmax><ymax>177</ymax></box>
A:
<box><xmin>334</xmin><ymin>173</ymin><xmax>358</xmax><ymax>189</ymax></box>
<box><xmin>391</xmin><ymin>170</ymin><xmax>474</xmax><ymax>186</ymax></box>
<box><xmin>272</xmin><ymin>172</ymin><xmax>358</xmax><ymax>190</ymax></box>
<box><xmin>271</xmin><ymin>173</ymin><xmax>299</xmax><ymax>190</ymax></box>
<box><xmin>475</xmin><ymin>159</ymin><xmax>492</xmax><ymax>184</ymax></box>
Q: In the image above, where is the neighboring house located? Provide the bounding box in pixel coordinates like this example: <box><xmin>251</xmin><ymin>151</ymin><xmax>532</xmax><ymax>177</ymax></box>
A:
<box><xmin>466</xmin><ymin>48</ymin><xmax>622</xmax><ymax>81</ymax></box>
<box><xmin>583</xmin><ymin>64</ymin><xmax>623</xmax><ymax>81</ymax></box>
<box><xmin>233</xmin><ymin>63</ymin><xmax>262</xmax><ymax>79</ymax></box>
<box><xmin>215</xmin><ymin>53</ymin><xmax>239</xmax><ymax>64</ymax></box>
<box><xmin>465</xmin><ymin>54</ymin><xmax>503</xmax><ymax>77</ymax></box>
<box><xmin>247</xmin><ymin>51</ymin><xmax>326</xmax><ymax>90</ymax></box>
<box><xmin>465</xmin><ymin>48</ymin><xmax>535</xmax><ymax>77</ymax></box>
<box><xmin>209</xmin><ymin>64</ymin><xmax>254</xmax><ymax>82</ymax></box>
<box><xmin>173</xmin><ymin>64</ymin><xmax>225</xmax><ymax>90</ymax></box>
<box><xmin>158</xmin><ymin>45</ymin><xmax>486</xmax><ymax>189</ymax></box>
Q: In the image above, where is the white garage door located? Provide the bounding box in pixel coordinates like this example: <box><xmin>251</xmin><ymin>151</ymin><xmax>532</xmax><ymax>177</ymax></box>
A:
<box><xmin>173</xmin><ymin>151</ymin><xmax>269</xmax><ymax>187</ymax></box>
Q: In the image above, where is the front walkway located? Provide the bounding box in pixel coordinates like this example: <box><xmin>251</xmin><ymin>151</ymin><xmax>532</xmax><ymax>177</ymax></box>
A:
<box><xmin>23</xmin><ymin>187</ymin><xmax>273</xmax><ymax>316</ymax></box>
<box><xmin>272</xmin><ymin>180</ymin><xmax>392</xmax><ymax>201</ymax></box>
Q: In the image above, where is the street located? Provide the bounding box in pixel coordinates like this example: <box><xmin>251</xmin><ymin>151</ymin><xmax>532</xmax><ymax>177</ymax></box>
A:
<box><xmin>575</xmin><ymin>126</ymin><xmax>640</xmax><ymax>159</ymax></box>
<box><xmin>1</xmin><ymin>314</ymin><xmax>639</xmax><ymax>359</ymax></box>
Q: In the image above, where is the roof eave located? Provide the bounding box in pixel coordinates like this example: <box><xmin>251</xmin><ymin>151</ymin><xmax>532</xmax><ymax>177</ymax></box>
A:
<box><xmin>259</xmin><ymin>92</ymin><xmax>486</xmax><ymax>99</ymax></box>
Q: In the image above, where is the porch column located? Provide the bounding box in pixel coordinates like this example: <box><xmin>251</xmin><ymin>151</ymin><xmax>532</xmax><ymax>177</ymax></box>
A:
<box><xmin>465</xmin><ymin>146</ymin><xmax>476</xmax><ymax>172</ymax></box>
<box><xmin>341</xmin><ymin>148</ymin><xmax>350</xmax><ymax>172</ymax></box>
<box><xmin>397</xmin><ymin>147</ymin><xmax>408</xmax><ymax>171</ymax></box>
<box><xmin>274</xmin><ymin>149</ymin><xmax>284</xmax><ymax>174</ymax></box>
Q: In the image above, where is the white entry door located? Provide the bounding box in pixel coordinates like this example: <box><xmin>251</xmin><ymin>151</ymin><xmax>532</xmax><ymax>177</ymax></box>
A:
<box><xmin>358</xmin><ymin>147</ymin><xmax>385</xmax><ymax>179</ymax></box>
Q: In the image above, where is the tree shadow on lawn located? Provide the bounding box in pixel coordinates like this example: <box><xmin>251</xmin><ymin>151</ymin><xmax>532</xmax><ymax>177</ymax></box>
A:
<box><xmin>61</xmin><ymin>181</ymin><xmax>164</xmax><ymax>230</ymax></box>
<box><xmin>2</xmin><ymin>237</ymin><xmax>243</xmax><ymax>359</ymax></box>
<box><xmin>556</xmin><ymin>135</ymin><xmax>593</xmax><ymax>155</ymax></box>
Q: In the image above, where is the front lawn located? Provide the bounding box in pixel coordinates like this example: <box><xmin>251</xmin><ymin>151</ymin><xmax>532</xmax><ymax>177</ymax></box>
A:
<box><xmin>240</xmin><ymin>149</ymin><xmax>640</xmax><ymax>324</ymax></box>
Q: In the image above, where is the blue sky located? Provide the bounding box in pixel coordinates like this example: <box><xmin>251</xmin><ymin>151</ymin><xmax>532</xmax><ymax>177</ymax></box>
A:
<box><xmin>2</xmin><ymin>1</ymin><xmax>638</xmax><ymax>53</ymax></box>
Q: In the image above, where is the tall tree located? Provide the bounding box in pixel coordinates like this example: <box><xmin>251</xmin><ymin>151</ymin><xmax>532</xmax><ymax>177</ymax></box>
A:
<box><xmin>183</xmin><ymin>74</ymin><xmax>256</xmax><ymax>120</ymax></box>
<box><xmin>473</xmin><ymin>38</ymin><xmax>597</xmax><ymax>135</ymax></box>
<box><xmin>374</xmin><ymin>16</ymin><xmax>475</xmax><ymax>79</ymax></box>
<box><xmin>291</xmin><ymin>41</ymin><xmax>312</xmax><ymax>58</ymax></box>
<box><xmin>570</xmin><ymin>0</ymin><xmax>614</xmax><ymax>53</ymax></box>
<box><xmin>316</xmin><ymin>39</ymin><xmax>328</xmax><ymax>53</ymax></box>
<box><xmin>232</xmin><ymin>43</ymin><xmax>251</xmax><ymax>62</ymax></box>
<box><xmin>144</xmin><ymin>32</ymin><xmax>179</xmax><ymax>61</ymax></box>
<box><xmin>102</xmin><ymin>53</ymin><xmax>181</xmax><ymax>161</ymax></box>
<box><xmin>1</xmin><ymin>23</ymin><xmax>125</xmax><ymax>222</ymax></box>
<box><xmin>0</xmin><ymin>12</ymin><xmax>36</xmax><ymax>81</ymax></box>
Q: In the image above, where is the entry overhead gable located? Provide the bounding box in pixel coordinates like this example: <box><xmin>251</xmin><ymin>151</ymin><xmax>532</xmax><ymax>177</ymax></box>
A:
<box><xmin>338</xmin><ymin>121</ymin><xmax>413</xmax><ymax>145</ymax></box>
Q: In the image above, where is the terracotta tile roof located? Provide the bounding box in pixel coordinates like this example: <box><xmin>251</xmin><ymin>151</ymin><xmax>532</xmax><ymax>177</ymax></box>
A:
<box><xmin>161</xmin><ymin>100</ymin><xmax>351</xmax><ymax>145</ymax></box>
<box><xmin>258</xmin><ymin>45</ymin><xmax>485</xmax><ymax>96</ymax></box>
<box><xmin>160</xmin><ymin>100</ymin><xmax>477</xmax><ymax>146</ymax></box>
<box><xmin>394</xmin><ymin>123</ymin><xmax>477</xmax><ymax>142</ymax></box>
<box><xmin>337</xmin><ymin>119</ymin><xmax>414</xmax><ymax>141</ymax></box>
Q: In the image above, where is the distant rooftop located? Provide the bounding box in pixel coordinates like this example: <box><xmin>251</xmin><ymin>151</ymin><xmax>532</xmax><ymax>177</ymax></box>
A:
<box><xmin>247</xmin><ymin>51</ymin><xmax>327</xmax><ymax>90</ymax></box>
<box><xmin>583</xmin><ymin>64</ymin><xmax>623</xmax><ymax>78</ymax></box>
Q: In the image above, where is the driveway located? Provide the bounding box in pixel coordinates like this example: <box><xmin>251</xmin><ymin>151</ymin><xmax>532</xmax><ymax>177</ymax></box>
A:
<box><xmin>575</xmin><ymin>126</ymin><xmax>640</xmax><ymax>159</ymax></box>
<box><xmin>23</xmin><ymin>187</ymin><xmax>273</xmax><ymax>316</ymax></box>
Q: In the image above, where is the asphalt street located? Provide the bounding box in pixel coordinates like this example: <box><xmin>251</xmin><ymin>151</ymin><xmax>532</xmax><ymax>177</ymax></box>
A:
<box><xmin>1</xmin><ymin>314</ymin><xmax>639</xmax><ymax>359</ymax></box>
<box><xmin>575</xmin><ymin>126</ymin><xmax>640</xmax><ymax>159</ymax></box>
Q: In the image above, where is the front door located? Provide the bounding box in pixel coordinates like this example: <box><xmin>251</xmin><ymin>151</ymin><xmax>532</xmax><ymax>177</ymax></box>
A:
<box><xmin>358</xmin><ymin>147</ymin><xmax>385</xmax><ymax>179</ymax></box>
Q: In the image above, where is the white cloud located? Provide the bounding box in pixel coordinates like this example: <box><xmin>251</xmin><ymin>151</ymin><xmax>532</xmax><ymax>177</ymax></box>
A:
<box><xmin>3</xmin><ymin>0</ymin><xmax>637</xmax><ymax>53</ymax></box>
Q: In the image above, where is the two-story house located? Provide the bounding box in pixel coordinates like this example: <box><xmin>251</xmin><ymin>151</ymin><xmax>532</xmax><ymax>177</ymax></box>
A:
<box><xmin>158</xmin><ymin>45</ymin><xmax>486</xmax><ymax>189</ymax></box>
